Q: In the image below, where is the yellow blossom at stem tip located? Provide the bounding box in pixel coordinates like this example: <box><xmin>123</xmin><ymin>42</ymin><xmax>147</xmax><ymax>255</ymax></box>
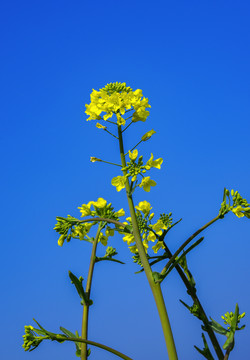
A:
<box><xmin>92</xmin><ymin>198</ymin><xmax>107</xmax><ymax>208</ymax></box>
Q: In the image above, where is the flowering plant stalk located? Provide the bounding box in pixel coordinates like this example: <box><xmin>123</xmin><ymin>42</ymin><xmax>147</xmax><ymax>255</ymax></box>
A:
<box><xmin>23</xmin><ymin>82</ymin><xmax>249</xmax><ymax>360</ymax></box>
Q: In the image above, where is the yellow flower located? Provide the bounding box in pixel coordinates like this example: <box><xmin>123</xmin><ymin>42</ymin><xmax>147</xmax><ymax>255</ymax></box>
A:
<box><xmin>115</xmin><ymin>208</ymin><xmax>125</xmax><ymax>217</ymax></box>
<box><xmin>141</xmin><ymin>129</ymin><xmax>156</xmax><ymax>141</ymax></box>
<box><xmin>78</xmin><ymin>202</ymin><xmax>92</xmax><ymax>217</ymax></box>
<box><xmin>58</xmin><ymin>235</ymin><xmax>65</xmax><ymax>247</ymax></box>
<box><xmin>123</xmin><ymin>233</ymin><xmax>135</xmax><ymax>245</ymax></box>
<box><xmin>147</xmin><ymin>231</ymin><xmax>157</xmax><ymax>241</ymax></box>
<box><xmin>72</xmin><ymin>223</ymin><xmax>92</xmax><ymax>240</ymax></box>
<box><xmin>152</xmin><ymin>220</ymin><xmax>168</xmax><ymax>232</ymax></box>
<box><xmin>105</xmin><ymin>227</ymin><xmax>115</xmax><ymax>237</ymax></box>
<box><xmin>232</xmin><ymin>206</ymin><xmax>244</xmax><ymax>218</ymax></box>
<box><xmin>85</xmin><ymin>83</ymin><xmax>151</xmax><ymax>126</ymax></box>
<box><xmin>90</xmin><ymin>157</ymin><xmax>101</xmax><ymax>162</ymax></box>
<box><xmin>142</xmin><ymin>239</ymin><xmax>149</xmax><ymax>252</ymax></box>
<box><xmin>145</xmin><ymin>153</ymin><xmax>163</xmax><ymax>170</ymax></box>
<box><xmin>152</xmin><ymin>241</ymin><xmax>165</xmax><ymax>254</ymax></box>
<box><xmin>132</xmin><ymin>107</ymin><xmax>150</xmax><ymax>123</ymax></box>
<box><xmin>96</xmin><ymin>123</ymin><xmax>107</xmax><ymax>130</ymax></box>
<box><xmin>92</xmin><ymin>198</ymin><xmax>107</xmax><ymax>209</ymax></box>
<box><xmin>149</xmin><ymin>212</ymin><xmax>155</xmax><ymax>221</ymax></box>
<box><xmin>135</xmin><ymin>200</ymin><xmax>152</xmax><ymax>216</ymax></box>
<box><xmin>129</xmin><ymin>149</ymin><xmax>138</xmax><ymax>161</ymax></box>
<box><xmin>111</xmin><ymin>176</ymin><xmax>126</xmax><ymax>192</ymax></box>
<box><xmin>116</xmin><ymin>113</ymin><xmax>126</xmax><ymax>126</ymax></box>
<box><xmin>139</xmin><ymin>177</ymin><xmax>156</xmax><ymax>192</ymax></box>
<box><xmin>99</xmin><ymin>232</ymin><xmax>108</xmax><ymax>246</ymax></box>
<box><xmin>128</xmin><ymin>244</ymin><xmax>138</xmax><ymax>253</ymax></box>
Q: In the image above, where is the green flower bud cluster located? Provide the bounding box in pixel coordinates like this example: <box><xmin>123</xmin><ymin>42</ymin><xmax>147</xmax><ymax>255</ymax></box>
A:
<box><xmin>135</xmin><ymin>210</ymin><xmax>148</xmax><ymax>232</ymax></box>
<box><xmin>104</xmin><ymin>246</ymin><xmax>118</xmax><ymax>258</ymax></box>
<box><xmin>101</xmin><ymin>82</ymin><xmax>132</xmax><ymax>94</ymax></box>
<box><xmin>123</xmin><ymin>155</ymin><xmax>146</xmax><ymax>182</ymax></box>
<box><xmin>159</xmin><ymin>213</ymin><xmax>173</xmax><ymax>229</ymax></box>
<box><xmin>132</xmin><ymin>253</ymin><xmax>150</xmax><ymax>267</ymax></box>
<box><xmin>221</xmin><ymin>310</ymin><xmax>246</xmax><ymax>329</ymax></box>
<box><xmin>22</xmin><ymin>326</ymin><xmax>44</xmax><ymax>351</ymax></box>
<box><xmin>54</xmin><ymin>216</ymin><xmax>93</xmax><ymax>246</ymax></box>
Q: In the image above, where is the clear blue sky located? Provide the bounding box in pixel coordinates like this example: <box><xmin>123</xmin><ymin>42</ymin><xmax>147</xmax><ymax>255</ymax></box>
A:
<box><xmin>1</xmin><ymin>1</ymin><xmax>250</xmax><ymax>359</ymax></box>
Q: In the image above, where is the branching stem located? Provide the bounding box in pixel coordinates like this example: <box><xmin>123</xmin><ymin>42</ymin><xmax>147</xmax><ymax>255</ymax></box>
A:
<box><xmin>117</xmin><ymin>125</ymin><xmax>178</xmax><ymax>360</ymax></box>
<box><xmin>161</xmin><ymin>215</ymin><xmax>220</xmax><ymax>276</ymax></box>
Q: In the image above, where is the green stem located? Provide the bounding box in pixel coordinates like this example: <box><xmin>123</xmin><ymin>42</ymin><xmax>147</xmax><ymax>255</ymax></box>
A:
<box><xmin>118</xmin><ymin>125</ymin><xmax>178</xmax><ymax>360</ymax></box>
<box><xmin>122</xmin><ymin>120</ymin><xmax>133</xmax><ymax>132</ymax></box>
<box><xmin>163</xmin><ymin>242</ymin><xmax>224</xmax><ymax>360</ymax></box>
<box><xmin>224</xmin><ymin>349</ymin><xmax>230</xmax><ymax>360</ymax></box>
<box><xmin>54</xmin><ymin>336</ymin><xmax>133</xmax><ymax>360</ymax></box>
<box><xmin>81</xmin><ymin>224</ymin><xmax>102</xmax><ymax>360</ymax></box>
<box><xmin>161</xmin><ymin>215</ymin><xmax>220</xmax><ymax>276</ymax></box>
<box><xmin>125</xmin><ymin>140</ymin><xmax>143</xmax><ymax>155</ymax></box>
<box><xmin>99</xmin><ymin>159</ymin><xmax>122</xmax><ymax>167</ymax></box>
<box><xmin>104</xmin><ymin>128</ymin><xmax>119</xmax><ymax>139</ymax></box>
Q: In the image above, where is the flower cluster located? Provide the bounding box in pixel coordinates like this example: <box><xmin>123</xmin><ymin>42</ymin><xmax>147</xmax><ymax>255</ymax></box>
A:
<box><xmin>120</xmin><ymin>201</ymin><xmax>172</xmax><ymax>254</ymax></box>
<box><xmin>22</xmin><ymin>326</ymin><xmax>44</xmax><ymax>352</ymax></box>
<box><xmin>54</xmin><ymin>198</ymin><xmax>125</xmax><ymax>247</ymax></box>
<box><xmin>85</xmin><ymin>82</ymin><xmax>151</xmax><ymax>125</ymax></box>
<box><xmin>112</xmin><ymin>150</ymin><xmax>163</xmax><ymax>192</ymax></box>
<box><xmin>219</xmin><ymin>189</ymin><xmax>250</xmax><ymax>219</ymax></box>
<box><xmin>221</xmin><ymin>310</ymin><xmax>246</xmax><ymax>330</ymax></box>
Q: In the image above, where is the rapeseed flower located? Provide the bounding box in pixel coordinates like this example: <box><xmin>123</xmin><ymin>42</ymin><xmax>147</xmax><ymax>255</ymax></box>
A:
<box><xmin>129</xmin><ymin>149</ymin><xmax>138</xmax><ymax>161</ymax></box>
<box><xmin>141</xmin><ymin>129</ymin><xmax>156</xmax><ymax>141</ymax></box>
<box><xmin>139</xmin><ymin>176</ymin><xmax>156</xmax><ymax>192</ymax></box>
<box><xmin>135</xmin><ymin>200</ymin><xmax>152</xmax><ymax>216</ymax></box>
<box><xmin>111</xmin><ymin>176</ymin><xmax>126</xmax><ymax>191</ymax></box>
<box><xmin>85</xmin><ymin>82</ymin><xmax>151</xmax><ymax>126</ymax></box>
<box><xmin>145</xmin><ymin>154</ymin><xmax>163</xmax><ymax>170</ymax></box>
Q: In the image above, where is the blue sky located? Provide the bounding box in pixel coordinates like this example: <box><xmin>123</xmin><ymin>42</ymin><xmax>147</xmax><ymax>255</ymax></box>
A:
<box><xmin>1</xmin><ymin>1</ymin><xmax>250</xmax><ymax>359</ymax></box>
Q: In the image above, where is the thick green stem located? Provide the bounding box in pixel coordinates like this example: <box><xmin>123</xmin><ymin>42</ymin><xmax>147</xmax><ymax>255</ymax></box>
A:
<box><xmin>81</xmin><ymin>225</ymin><xmax>102</xmax><ymax>360</ymax></box>
<box><xmin>163</xmin><ymin>243</ymin><xmax>224</xmax><ymax>360</ymax></box>
<box><xmin>118</xmin><ymin>125</ymin><xmax>178</xmax><ymax>360</ymax></box>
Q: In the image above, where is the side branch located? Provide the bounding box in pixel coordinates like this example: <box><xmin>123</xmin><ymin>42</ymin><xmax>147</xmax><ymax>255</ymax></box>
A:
<box><xmin>161</xmin><ymin>215</ymin><xmax>220</xmax><ymax>275</ymax></box>
<box><xmin>56</xmin><ymin>336</ymin><xmax>133</xmax><ymax>360</ymax></box>
<box><xmin>79</xmin><ymin>217</ymin><xmax>126</xmax><ymax>228</ymax></box>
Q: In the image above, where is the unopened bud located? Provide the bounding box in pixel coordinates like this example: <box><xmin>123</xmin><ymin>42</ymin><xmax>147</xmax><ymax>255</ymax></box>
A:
<box><xmin>90</xmin><ymin>157</ymin><xmax>102</xmax><ymax>162</ymax></box>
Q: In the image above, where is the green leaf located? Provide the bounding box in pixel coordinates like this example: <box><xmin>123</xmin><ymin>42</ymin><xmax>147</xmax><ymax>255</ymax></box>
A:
<box><xmin>95</xmin><ymin>257</ymin><xmax>125</xmax><ymax>264</ymax></box>
<box><xmin>194</xmin><ymin>333</ymin><xmax>214</xmax><ymax>360</ymax></box>
<box><xmin>122</xmin><ymin>225</ymin><xmax>133</xmax><ymax>234</ymax></box>
<box><xmin>223</xmin><ymin>331</ymin><xmax>235</xmax><ymax>350</ymax></box>
<box><xmin>60</xmin><ymin>326</ymin><xmax>82</xmax><ymax>355</ymax></box>
<box><xmin>208</xmin><ymin>318</ymin><xmax>228</xmax><ymax>335</ymax></box>
<box><xmin>231</xmin><ymin>303</ymin><xmax>239</xmax><ymax>332</ymax></box>
<box><xmin>68</xmin><ymin>271</ymin><xmax>91</xmax><ymax>306</ymax></box>
<box><xmin>152</xmin><ymin>271</ymin><xmax>165</xmax><ymax>283</ymax></box>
